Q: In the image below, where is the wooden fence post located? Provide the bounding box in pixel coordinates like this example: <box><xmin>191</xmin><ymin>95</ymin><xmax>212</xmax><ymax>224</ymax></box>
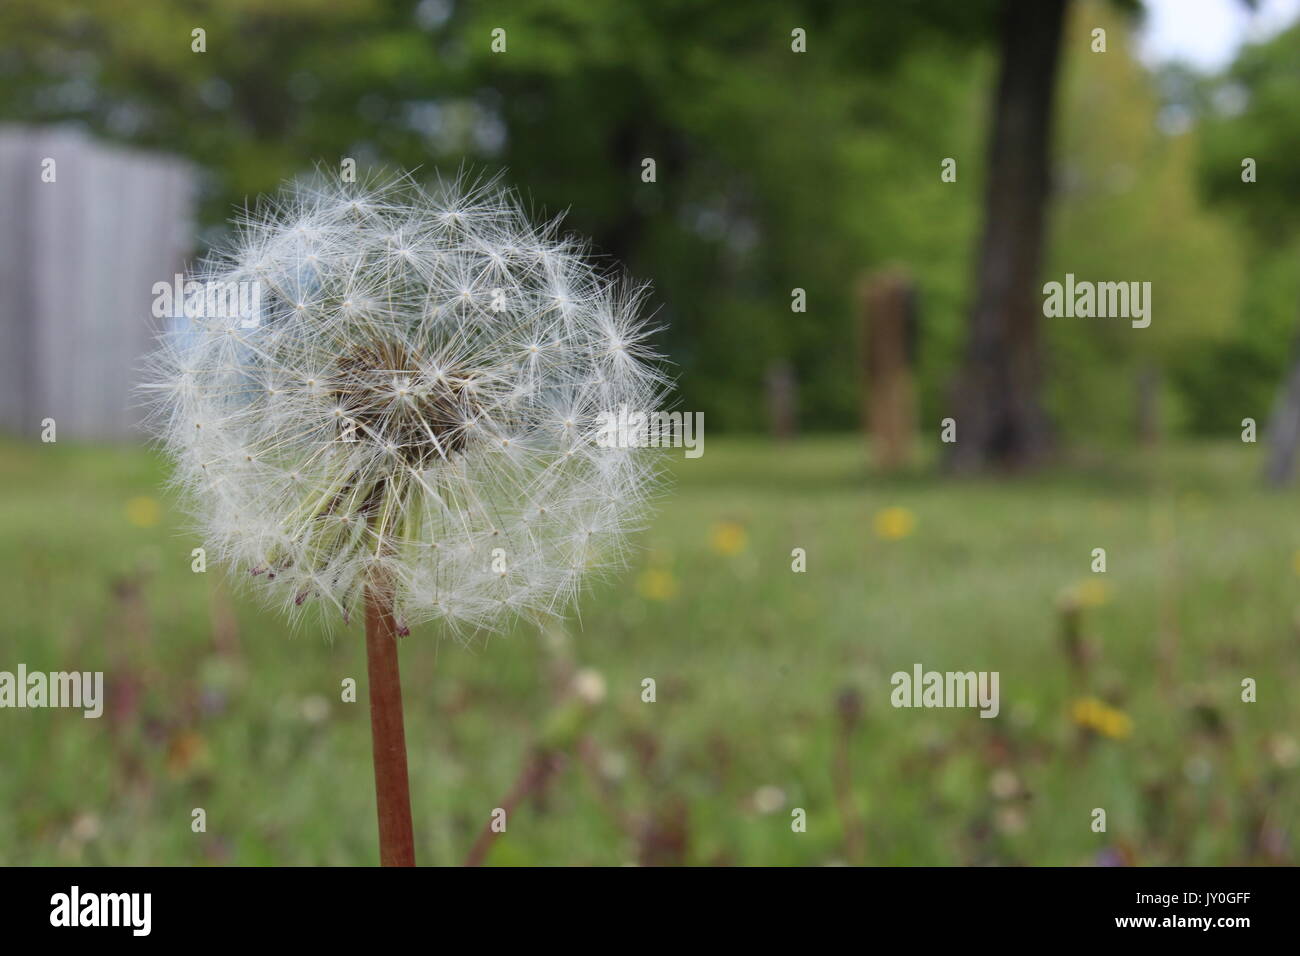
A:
<box><xmin>859</xmin><ymin>269</ymin><xmax>918</xmax><ymax>471</ymax></box>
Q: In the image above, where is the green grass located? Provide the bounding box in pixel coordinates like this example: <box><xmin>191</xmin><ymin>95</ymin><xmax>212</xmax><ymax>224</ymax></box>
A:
<box><xmin>0</xmin><ymin>435</ymin><xmax>1296</xmax><ymax>865</ymax></box>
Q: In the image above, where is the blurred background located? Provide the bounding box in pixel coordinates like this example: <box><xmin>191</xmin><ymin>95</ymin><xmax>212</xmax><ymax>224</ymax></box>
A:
<box><xmin>2</xmin><ymin>0</ymin><xmax>1300</xmax><ymax>865</ymax></box>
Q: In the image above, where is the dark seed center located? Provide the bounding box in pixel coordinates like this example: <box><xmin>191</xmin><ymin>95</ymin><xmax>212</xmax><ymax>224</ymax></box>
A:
<box><xmin>331</xmin><ymin>341</ymin><xmax>477</xmax><ymax>468</ymax></box>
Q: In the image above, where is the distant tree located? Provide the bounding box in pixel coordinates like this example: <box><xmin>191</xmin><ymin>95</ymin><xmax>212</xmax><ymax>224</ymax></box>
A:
<box><xmin>947</xmin><ymin>0</ymin><xmax>1070</xmax><ymax>472</ymax></box>
<box><xmin>1195</xmin><ymin>18</ymin><xmax>1300</xmax><ymax>481</ymax></box>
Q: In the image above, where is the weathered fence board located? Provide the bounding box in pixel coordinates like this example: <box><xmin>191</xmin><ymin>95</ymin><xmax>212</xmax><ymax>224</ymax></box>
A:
<box><xmin>0</xmin><ymin>126</ymin><xmax>194</xmax><ymax>439</ymax></box>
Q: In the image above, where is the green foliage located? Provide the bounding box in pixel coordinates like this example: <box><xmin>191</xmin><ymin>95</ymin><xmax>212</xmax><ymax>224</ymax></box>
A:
<box><xmin>0</xmin><ymin>0</ymin><xmax>1293</xmax><ymax>436</ymax></box>
<box><xmin>1188</xmin><ymin>21</ymin><xmax>1300</xmax><ymax>434</ymax></box>
<box><xmin>1048</xmin><ymin>2</ymin><xmax>1247</xmax><ymax>440</ymax></box>
<box><xmin>0</xmin><ymin>0</ymin><xmax>992</xmax><ymax>431</ymax></box>
<box><xmin>1199</xmin><ymin>23</ymin><xmax>1300</xmax><ymax>241</ymax></box>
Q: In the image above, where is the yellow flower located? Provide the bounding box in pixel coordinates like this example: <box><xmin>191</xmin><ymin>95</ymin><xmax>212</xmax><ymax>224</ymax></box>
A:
<box><xmin>1099</xmin><ymin>709</ymin><xmax>1133</xmax><ymax>739</ymax></box>
<box><xmin>165</xmin><ymin>730</ymin><xmax>211</xmax><ymax>778</ymax></box>
<box><xmin>1070</xmin><ymin>696</ymin><xmax>1132</xmax><ymax>740</ymax></box>
<box><xmin>873</xmin><ymin>506</ymin><xmax>915</xmax><ymax>541</ymax></box>
<box><xmin>709</xmin><ymin>521</ymin><xmax>748</xmax><ymax>556</ymax></box>
<box><xmin>126</xmin><ymin>496</ymin><xmax>161</xmax><ymax>528</ymax></box>
<box><xmin>636</xmin><ymin>567</ymin><xmax>678</xmax><ymax>601</ymax></box>
<box><xmin>1071</xmin><ymin>697</ymin><xmax>1100</xmax><ymax>725</ymax></box>
<box><xmin>1074</xmin><ymin>579</ymin><xmax>1109</xmax><ymax>608</ymax></box>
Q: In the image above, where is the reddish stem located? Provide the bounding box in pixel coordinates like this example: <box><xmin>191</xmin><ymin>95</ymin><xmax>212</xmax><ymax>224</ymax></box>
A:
<box><xmin>364</xmin><ymin>585</ymin><xmax>416</xmax><ymax>866</ymax></box>
<box><xmin>463</xmin><ymin>749</ymin><xmax>565</xmax><ymax>867</ymax></box>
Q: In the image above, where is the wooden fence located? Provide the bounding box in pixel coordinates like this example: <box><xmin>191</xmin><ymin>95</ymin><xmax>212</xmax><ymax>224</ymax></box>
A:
<box><xmin>0</xmin><ymin>125</ymin><xmax>195</xmax><ymax>439</ymax></box>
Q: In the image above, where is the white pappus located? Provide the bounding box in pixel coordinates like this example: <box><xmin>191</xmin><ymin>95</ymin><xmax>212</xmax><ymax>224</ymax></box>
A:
<box><xmin>143</xmin><ymin>170</ymin><xmax>667</xmax><ymax>636</ymax></box>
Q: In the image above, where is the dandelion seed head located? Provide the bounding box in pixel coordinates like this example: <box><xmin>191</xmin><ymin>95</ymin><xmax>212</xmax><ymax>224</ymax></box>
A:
<box><xmin>145</xmin><ymin>170</ymin><xmax>667</xmax><ymax>635</ymax></box>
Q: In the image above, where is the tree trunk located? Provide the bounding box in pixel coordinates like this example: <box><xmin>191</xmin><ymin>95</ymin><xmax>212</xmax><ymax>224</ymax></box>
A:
<box><xmin>1263</xmin><ymin>326</ymin><xmax>1300</xmax><ymax>487</ymax></box>
<box><xmin>764</xmin><ymin>359</ymin><xmax>799</xmax><ymax>442</ymax></box>
<box><xmin>947</xmin><ymin>0</ymin><xmax>1069</xmax><ymax>473</ymax></box>
<box><xmin>1136</xmin><ymin>363</ymin><xmax>1161</xmax><ymax>447</ymax></box>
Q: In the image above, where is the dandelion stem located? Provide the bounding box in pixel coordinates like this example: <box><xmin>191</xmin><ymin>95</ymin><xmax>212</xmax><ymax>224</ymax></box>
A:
<box><xmin>364</xmin><ymin>582</ymin><xmax>416</xmax><ymax>866</ymax></box>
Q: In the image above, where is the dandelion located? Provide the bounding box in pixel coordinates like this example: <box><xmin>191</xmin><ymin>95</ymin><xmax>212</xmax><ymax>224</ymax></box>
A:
<box><xmin>1070</xmin><ymin>696</ymin><xmax>1133</xmax><ymax>740</ymax></box>
<box><xmin>570</xmin><ymin>668</ymin><xmax>607</xmax><ymax>706</ymax></box>
<box><xmin>636</xmin><ymin>566</ymin><xmax>678</xmax><ymax>601</ymax></box>
<box><xmin>1070</xmin><ymin>579</ymin><xmax>1110</xmax><ymax>608</ymax></box>
<box><xmin>989</xmin><ymin>768</ymin><xmax>1021</xmax><ymax>800</ymax></box>
<box><xmin>995</xmin><ymin>806</ymin><xmax>1027</xmax><ymax>835</ymax></box>
<box><xmin>1268</xmin><ymin>734</ymin><xmax>1299</xmax><ymax>769</ymax></box>
<box><xmin>300</xmin><ymin>695</ymin><xmax>330</xmax><ymax>724</ymax></box>
<box><xmin>125</xmin><ymin>495</ymin><xmax>161</xmax><ymax>528</ymax></box>
<box><xmin>70</xmin><ymin>813</ymin><xmax>102</xmax><ymax>843</ymax></box>
<box><xmin>708</xmin><ymin>520</ymin><xmax>748</xmax><ymax>556</ymax></box>
<box><xmin>165</xmin><ymin>730</ymin><xmax>211</xmax><ymax>778</ymax></box>
<box><xmin>751</xmin><ymin>785</ymin><xmax>786</xmax><ymax>814</ymax></box>
<box><xmin>873</xmin><ymin>505</ymin><xmax>915</xmax><ymax>541</ymax></box>
<box><xmin>143</xmin><ymin>170</ymin><xmax>666</xmax><ymax>864</ymax></box>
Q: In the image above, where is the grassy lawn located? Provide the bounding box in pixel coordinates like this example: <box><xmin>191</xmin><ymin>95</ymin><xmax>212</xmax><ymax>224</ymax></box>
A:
<box><xmin>0</xmin><ymin>435</ymin><xmax>1296</xmax><ymax>865</ymax></box>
